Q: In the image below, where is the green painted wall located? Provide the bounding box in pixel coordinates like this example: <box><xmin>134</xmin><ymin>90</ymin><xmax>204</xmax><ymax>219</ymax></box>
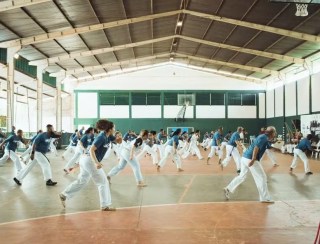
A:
<box><xmin>75</xmin><ymin>118</ymin><xmax>266</xmax><ymax>136</ymax></box>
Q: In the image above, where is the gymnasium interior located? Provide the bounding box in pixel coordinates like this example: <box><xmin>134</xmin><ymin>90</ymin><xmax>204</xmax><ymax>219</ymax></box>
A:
<box><xmin>0</xmin><ymin>0</ymin><xmax>320</xmax><ymax>243</ymax></box>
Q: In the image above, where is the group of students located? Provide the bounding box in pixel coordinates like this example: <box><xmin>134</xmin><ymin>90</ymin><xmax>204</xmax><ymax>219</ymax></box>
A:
<box><xmin>0</xmin><ymin>125</ymin><xmax>61</xmax><ymax>186</ymax></box>
<box><xmin>0</xmin><ymin>120</ymin><xmax>316</xmax><ymax>211</ymax></box>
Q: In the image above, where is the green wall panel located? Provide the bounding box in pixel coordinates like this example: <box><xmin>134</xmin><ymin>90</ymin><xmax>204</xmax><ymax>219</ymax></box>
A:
<box><xmin>14</xmin><ymin>57</ymin><xmax>37</xmax><ymax>78</ymax></box>
<box><xmin>42</xmin><ymin>71</ymin><xmax>56</xmax><ymax>87</ymax></box>
<box><xmin>74</xmin><ymin>118</ymin><xmax>266</xmax><ymax>137</ymax></box>
<box><xmin>0</xmin><ymin>48</ymin><xmax>7</xmax><ymax>64</ymax></box>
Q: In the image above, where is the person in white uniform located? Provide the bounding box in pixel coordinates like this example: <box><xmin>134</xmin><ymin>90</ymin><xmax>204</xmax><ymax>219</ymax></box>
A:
<box><xmin>290</xmin><ymin>134</ymin><xmax>313</xmax><ymax>175</ymax></box>
<box><xmin>13</xmin><ymin>125</ymin><xmax>60</xmax><ymax>186</ymax></box>
<box><xmin>59</xmin><ymin>119</ymin><xmax>116</xmax><ymax>211</ymax></box>
<box><xmin>182</xmin><ymin>130</ymin><xmax>204</xmax><ymax>160</ymax></box>
<box><xmin>136</xmin><ymin>130</ymin><xmax>158</xmax><ymax>165</ymax></box>
<box><xmin>63</xmin><ymin>127</ymin><xmax>95</xmax><ymax>174</ymax></box>
<box><xmin>107</xmin><ymin>130</ymin><xmax>148</xmax><ymax>187</ymax></box>
<box><xmin>49</xmin><ymin>137</ymin><xmax>59</xmax><ymax>156</ymax></box>
<box><xmin>221</xmin><ymin>127</ymin><xmax>243</xmax><ymax>174</ymax></box>
<box><xmin>207</xmin><ymin>127</ymin><xmax>223</xmax><ymax>165</ymax></box>
<box><xmin>157</xmin><ymin>128</ymin><xmax>184</xmax><ymax>172</ymax></box>
<box><xmin>223</xmin><ymin>126</ymin><xmax>277</xmax><ymax>203</ymax></box>
<box><xmin>0</xmin><ymin>129</ymin><xmax>26</xmax><ymax>176</ymax></box>
<box><xmin>20</xmin><ymin>130</ymin><xmax>42</xmax><ymax>164</ymax></box>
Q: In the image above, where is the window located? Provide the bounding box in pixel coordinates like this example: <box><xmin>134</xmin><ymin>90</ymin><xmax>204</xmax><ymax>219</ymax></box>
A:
<box><xmin>147</xmin><ymin>93</ymin><xmax>161</xmax><ymax>105</ymax></box>
<box><xmin>115</xmin><ymin>93</ymin><xmax>129</xmax><ymax>105</ymax></box>
<box><xmin>164</xmin><ymin>93</ymin><xmax>178</xmax><ymax>105</ymax></box>
<box><xmin>228</xmin><ymin>93</ymin><xmax>241</xmax><ymax>105</ymax></box>
<box><xmin>100</xmin><ymin>93</ymin><xmax>114</xmax><ymax>105</ymax></box>
<box><xmin>211</xmin><ymin>93</ymin><xmax>225</xmax><ymax>105</ymax></box>
<box><xmin>132</xmin><ymin>92</ymin><xmax>146</xmax><ymax>105</ymax></box>
<box><xmin>196</xmin><ymin>93</ymin><xmax>211</xmax><ymax>105</ymax></box>
<box><xmin>242</xmin><ymin>94</ymin><xmax>256</xmax><ymax>105</ymax></box>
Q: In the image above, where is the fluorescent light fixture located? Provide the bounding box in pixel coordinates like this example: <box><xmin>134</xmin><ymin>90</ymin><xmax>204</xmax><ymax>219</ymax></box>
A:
<box><xmin>177</xmin><ymin>21</ymin><xmax>183</xmax><ymax>27</ymax></box>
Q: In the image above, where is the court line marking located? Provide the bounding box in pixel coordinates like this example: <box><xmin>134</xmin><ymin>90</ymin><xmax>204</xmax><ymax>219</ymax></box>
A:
<box><xmin>0</xmin><ymin>199</ymin><xmax>319</xmax><ymax>226</ymax></box>
<box><xmin>178</xmin><ymin>175</ymin><xmax>196</xmax><ymax>203</ymax></box>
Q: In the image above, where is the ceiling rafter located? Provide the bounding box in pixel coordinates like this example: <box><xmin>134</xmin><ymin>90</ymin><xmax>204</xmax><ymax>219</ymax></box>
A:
<box><xmin>0</xmin><ymin>0</ymin><xmax>51</xmax><ymax>12</ymax></box>
<box><xmin>182</xmin><ymin>55</ymin><xmax>280</xmax><ymax>76</ymax></box>
<box><xmin>221</xmin><ymin>3</ymin><xmax>291</xmax><ymax>74</ymax></box>
<box><xmin>29</xmin><ymin>34</ymin><xmax>304</xmax><ymax>66</ymax></box>
<box><xmin>190</xmin><ymin>0</ymin><xmax>225</xmax><ymax>63</ymax></box>
<box><xmin>85</xmin><ymin>0</ymin><xmax>123</xmax><ymax>71</ymax></box>
<box><xmin>120</xmin><ymin>0</ymin><xmax>137</xmax><ymax>62</ymax></box>
<box><xmin>49</xmin><ymin>51</ymin><xmax>279</xmax><ymax>77</ymax></box>
<box><xmin>0</xmin><ymin>10</ymin><xmax>181</xmax><ymax>48</ymax></box>
<box><xmin>50</xmin><ymin>53</ymin><xmax>171</xmax><ymax>77</ymax></box>
<box><xmin>29</xmin><ymin>36</ymin><xmax>175</xmax><ymax>65</ymax></box>
<box><xmin>236</xmin><ymin>7</ymin><xmax>320</xmax><ymax>77</ymax></box>
<box><xmin>2</xmin><ymin>9</ymin><xmax>320</xmax><ymax>49</ymax></box>
<box><xmin>205</xmin><ymin>0</ymin><xmax>259</xmax><ymax>69</ymax></box>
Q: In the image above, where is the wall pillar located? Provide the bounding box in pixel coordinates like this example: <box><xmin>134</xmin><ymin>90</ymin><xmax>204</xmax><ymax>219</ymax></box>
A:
<box><xmin>6</xmin><ymin>46</ymin><xmax>21</xmax><ymax>132</ymax></box>
<box><xmin>36</xmin><ymin>64</ymin><xmax>47</xmax><ymax>130</ymax></box>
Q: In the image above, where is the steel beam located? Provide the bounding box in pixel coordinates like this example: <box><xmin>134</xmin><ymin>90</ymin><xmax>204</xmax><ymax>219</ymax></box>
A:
<box><xmin>0</xmin><ymin>10</ymin><xmax>181</xmax><ymax>48</ymax></box>
<box><xmin>50</xmin><ymin>53</ymin><xmax>170</xmax><ymax>77</ymax></box>
<box><xmin>29</xmin><ymin>36</ymin><xmax>175</xmax><ymax>65</ymax></box>
<box><xmin>0</xmin><ymin>0</ymin><xmax>51</xmax><ymax>12</ymax></box>
<box><xmin>184</xmin><ymin>55</ymin><xmax>280</xmax><ymax>76</ymax></box>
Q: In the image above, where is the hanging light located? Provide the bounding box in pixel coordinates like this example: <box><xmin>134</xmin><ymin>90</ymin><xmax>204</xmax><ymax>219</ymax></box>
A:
<box><xmin>14</xmin><ymin>53</ymin><xmax>20</xmax><ymax>59</ymax></box>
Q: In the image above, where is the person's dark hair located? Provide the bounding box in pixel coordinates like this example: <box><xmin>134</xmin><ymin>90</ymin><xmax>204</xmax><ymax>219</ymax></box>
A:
<box><xmin>195</xmin><ymin>130</ymin><xmax>200</xmax><ymax>133</ymax></box>
<box><xmin>17</xmin><ymin>129</ymin><xmax>22</xmax><ymax>134</ymax></box>
<box><xmin>37</xmin><ymin>130</ymin><xmax>42</xmax><ymax>133</ymax></box>
<box><xmin>181</xmin><ymin>131</ymin><xmax>187</xmax><ymax>135</ymax></box>
<box><xmin>96</xmin><ymin>119</ymin><xmax>114</xmax><ymax>132</ymax></box>
<box><xmin>46</xmin><ymin>124</ymin><xmax>53</xmax><ymax>128</ymax></box>
<box><xmin>85</xmin><ymin>127</ymin><xmax>94</xmax><ymax>134</ymax></box>
<box><xmin>228</xmin><ymin>130</ymin><xmax>232</xmax><ymax>133</ymax></box>
<box><xmin>75</xmin><ymin>129</ymin><xmax>78</xmax><ymax>132</ymax></box>
<box><xmin>94</xmin><ymin>128</ymin><xmax>98</xmax><ymax>133</ymax></box>
<box><xmin>307</xmin><ymin>134</ymin><xmax>312</xmax><ymax>140</ymax></box>
<box><xmin>160</xmin><ymin>129</ymin><xmax>163</xmax><ymax>132</ymax></box>
<box><xmin>140</xmin><ymin>130</ymin><xmax>149</xmax><ymax>137</ymax></box>
<box><xmin>173</xmin><ymin>128</ymin><xmax>182</xmax><ymax>136</ymax></box>
<box><xmin>150</xmin><ymin>130</ymin><xmax>157</xmax><ymax>135</ymax></box>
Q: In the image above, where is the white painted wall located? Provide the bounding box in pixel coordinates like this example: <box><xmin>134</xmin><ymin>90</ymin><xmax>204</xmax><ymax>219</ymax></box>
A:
<box><xmin>228</xmin><ymin>106</ymin><xmax>256</xmax><ymax>118</ymax></box>
<box><xmin>275</xmin><ymin>86</ymin><xmax>284</xmax><ymax>117</ymax></box>
<box><xmin>77</xmin><ymin>93</ymin><xmax>98</xmax><ymax>118</ymax></box>
<box><xmin>266</xmin><ymin>89</ymin><xmax>274</xmax><ymax>118</ymax></box>
<box><xmin>100</xmin><ymin>106</ymin><xmax>129</xmax><ymax>118</ymax></box>
<box><xmin>196</xmin><ymin>106</ymin><xmax>225</xmax><ymax>118</ymax></box>
<box><xmin>297</xmin><ymin>77</ymin><xmax>309</xmax><ymax>115</ymax></box>
<box><xmin>75</xmin><ymin>64</ymin><xmax>265</xmax><ymax>91</ymax></box>
<box><xmin>258</xmin><ymin>93</ymin><xmax>265</xmax><ymax>119</ymax></box>
<box><xmin>311</xmin><ymin>73</ymin><xmax>320</xmax><ymax>112</ymax></box>
<box><xmin>132</xmin><ymin>106</ymin><xmax>161</xmax><ymax>118</ymax></box>
<box><xmin>285</xmin><ymin>82</ymin><xmax>296</xmax><ymax>116</ymax></box>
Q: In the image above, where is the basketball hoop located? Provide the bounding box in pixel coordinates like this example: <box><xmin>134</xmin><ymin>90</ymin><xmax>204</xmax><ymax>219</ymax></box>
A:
<box><xmin>294</xmin><ymin>0</ymin><xmax>311</xmax><ymax>16</ymax></box>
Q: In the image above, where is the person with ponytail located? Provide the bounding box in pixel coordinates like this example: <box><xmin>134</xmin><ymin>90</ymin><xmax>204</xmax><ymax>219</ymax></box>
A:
<box><xmin>59</xmin><ymin>119</ymin><xmax>116</xmax><ymax>211</ymax></box>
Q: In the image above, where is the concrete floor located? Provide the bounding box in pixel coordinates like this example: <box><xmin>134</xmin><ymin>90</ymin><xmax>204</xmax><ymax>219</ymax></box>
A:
<box><xmin>0</xmin><ymin>148</ymin><xmax>319</xmax><ymax>243</ymax></box>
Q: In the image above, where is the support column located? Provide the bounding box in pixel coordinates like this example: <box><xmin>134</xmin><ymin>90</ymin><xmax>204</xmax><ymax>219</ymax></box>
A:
<box><xmin>56</xmin><ymin>76</ymin><xmax>64</xmax><ymax>132</ymax></box>
<box><xmin>36</xmin><ymin>64</ymin><xmax>47</xmax><ymax>131</ymax></box>
<box><xmin>6</xmin><ymin>46</ymin><xmax>21</xmax><ymax>133</ymax></box>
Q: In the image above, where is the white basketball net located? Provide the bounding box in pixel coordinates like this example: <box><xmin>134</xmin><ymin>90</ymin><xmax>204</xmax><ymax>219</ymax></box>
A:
<box><xmin>294</xmin><ymin>0</ymin><xmax>311</xmax><ymax>17</ymax></box>
<box><xmin>296</xmin><ymin>3</ymin><xmax>308</xmax><ymax>16</ymax></box>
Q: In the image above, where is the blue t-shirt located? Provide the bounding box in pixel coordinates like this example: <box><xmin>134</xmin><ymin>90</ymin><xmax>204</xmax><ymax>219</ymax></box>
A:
<box><xmin>297</xmin><ymin>138</ymin><xmax>312</xmax><ymax>151</ymax></box>
<box><xmin>79</xmin><ymin>129</ymin><xmax>84</xmax><ymax>136</ymax></box>
<box><xmin>4</xmin><ymin>135</ymin><xmax>22</xmax><ymax>151</ymax></box>
<box><xmin>80</xmin><ymin>134</ymin><xmax>94</xmax><ymax>149</ymax></box>
<box><xmin>34</xmin><ymin>132</ymin><xmax>58</xmax><ymax>154</ymax></box>
<box><xmin>228</xmin><ymin>132</ymin><xmax>240</xmax><ymax>147</ymax></box>
<box><xmin>71</xmin><ymin>134</ymin><xmax>79</xmax><ymax>146</ymax></box>
<box><xmin>243</xmin><ymin>134</ymin><xmax>269</xmax><ymax>161</ymax></box>
<box><xmin>92</xmin><ymin>132</ymin><xmax>115</xmax><ymax>162</ymax></box>
<box><xmin>168</xmin><ymin>135</ymin><xmax>179</xmax><ymax>148</ymax></box>
<box><xmin>211</xmin><ymin>132</ymin><xmax>222</xmax><ymax>146</ymax></box>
